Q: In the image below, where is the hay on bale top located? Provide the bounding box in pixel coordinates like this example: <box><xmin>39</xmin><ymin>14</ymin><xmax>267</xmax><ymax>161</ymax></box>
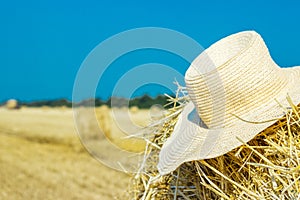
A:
<box><xmin>129</xmin><ymin>88</ymin><xmax>300</xmax><ymax>200</ymax></box>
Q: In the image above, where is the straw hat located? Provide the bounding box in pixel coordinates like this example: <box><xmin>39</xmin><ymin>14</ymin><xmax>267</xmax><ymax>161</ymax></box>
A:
<box><xmin>158</xmin><ymin>31</ymin><xmax>300</xmax><ymax>175</ymax></box>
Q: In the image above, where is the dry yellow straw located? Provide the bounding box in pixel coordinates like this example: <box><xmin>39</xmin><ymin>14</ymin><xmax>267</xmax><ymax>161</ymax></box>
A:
<box><xmin>130</xmin><ymin>90</ymin><xmax>300</xmax><ymax>199</ymax></box>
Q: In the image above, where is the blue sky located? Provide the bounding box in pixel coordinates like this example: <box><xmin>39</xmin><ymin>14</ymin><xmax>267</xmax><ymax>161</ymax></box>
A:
<box><xmin>1</xmin><ymin>0</ymin><xmax>300</xmax><ymax>101</ymax></box>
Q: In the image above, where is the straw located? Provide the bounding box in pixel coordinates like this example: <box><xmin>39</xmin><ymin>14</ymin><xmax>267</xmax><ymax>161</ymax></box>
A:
<box><xmin>129</xmin><ymin>89</ymin><xmax>300</xmax><ymax>199</ymax></box>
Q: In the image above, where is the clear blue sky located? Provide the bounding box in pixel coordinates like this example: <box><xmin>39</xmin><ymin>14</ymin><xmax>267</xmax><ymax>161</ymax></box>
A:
<box><xmin>1</xmin><ymin>0</ymin><xmax>300</xmax><ymax>102</ymax></box>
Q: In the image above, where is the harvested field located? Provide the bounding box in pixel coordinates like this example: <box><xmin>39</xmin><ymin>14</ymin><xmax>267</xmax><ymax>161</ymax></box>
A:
<box><xmin>0</xmin><ymin>107</ymin><xmax>149</xmax><ymax>200</ymax></box>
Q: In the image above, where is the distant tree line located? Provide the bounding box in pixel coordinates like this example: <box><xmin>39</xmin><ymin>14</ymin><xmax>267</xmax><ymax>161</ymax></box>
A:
<box><xmin>15</xmin><ymin>95</ymin><xmax>175</xmax><ymax>109</ymax></box>
<box><xmin>20</xmin><ymin>99</ymin><xmax>73</xmax><ymax>107</ymax></box>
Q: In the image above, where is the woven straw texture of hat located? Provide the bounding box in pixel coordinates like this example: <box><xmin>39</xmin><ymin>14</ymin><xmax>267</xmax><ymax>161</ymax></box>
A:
<box><xmin>158</xmin><ymin>31</ymin><xmax>300</xmax><ymax>175</ymax></box>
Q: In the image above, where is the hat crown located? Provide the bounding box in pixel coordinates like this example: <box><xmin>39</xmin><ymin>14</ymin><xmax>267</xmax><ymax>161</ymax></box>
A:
<box><xmin>185</xmin><ymin>31</ymin><xmax>288</xmax><ymax>128</ymax></box>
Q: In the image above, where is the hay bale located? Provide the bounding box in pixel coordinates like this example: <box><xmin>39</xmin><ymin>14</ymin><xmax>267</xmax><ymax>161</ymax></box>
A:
<box><xmin>95</xmin><ymin>105</ymin><xmax>112</xmax><ymax>140</ymax></box>
<box><xmin>130</xmin><ymin>106</ymin><xmax>139</xmax><ymax>113</ymax></box>
<box><xmin>130</xmin><ymin>93</ymin><xmax>300</xmax><ymax>199</ymax></box>
<box><xmin>41</xmin><ymin>105</ymin><xmax>51</xmax><ymax>111</ymax></box>
<box><xmin>6</xmin><ymin>99</ymin><xmax>19</xmax><ymax>109</ymax></box>
<box><xmin>98</xmin><ymin>105</ymin><xmax>109</xmax><ymax>112</ymax></box>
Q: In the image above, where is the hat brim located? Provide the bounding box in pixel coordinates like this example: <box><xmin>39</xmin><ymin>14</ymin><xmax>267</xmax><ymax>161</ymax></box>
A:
<box><xmin>158</xmin><ymin>66</ymin><xmax>300</xmax><ymax>175</ymax></box>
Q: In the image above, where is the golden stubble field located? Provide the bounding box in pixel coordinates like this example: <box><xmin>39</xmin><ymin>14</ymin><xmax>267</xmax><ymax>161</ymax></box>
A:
<box><xmin>0</xmin><ymin>106</ymin><xmax>151</xmax><ymax>200</ymax></box>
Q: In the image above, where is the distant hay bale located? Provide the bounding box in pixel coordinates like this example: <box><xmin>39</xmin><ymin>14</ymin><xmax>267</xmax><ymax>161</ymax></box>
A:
<box><xmin>98</xmin><ymin>105</ymin><xmax>109</xmax><ymax>112</ymax></box>
<box><xmin>41</xmin><ymin>106</ymin><xmax>51</xmax><ymax>110</ymax></box>
<box><xmin>6</xmin><ymin>99</ymin><xmax>19</xmax><ymax>109</ymax></box>
<box><xmin>130</xmin><ymin>92</ymin><xmax>300</xmax><ymax>199</ymax></box>
<box><xmin>130</xmin><ymin>106</ymin><xmax>139</xmax><ymax>113</ymax></box>
<box><xmin>95</xmin><ymin>106</ymin><xmax>112</xmax><ymax>140</ymax></box>
<box><xmin>60</xmin><ymin>105</ymin><xmax>68</xmax><ymax>110</ymax></box>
